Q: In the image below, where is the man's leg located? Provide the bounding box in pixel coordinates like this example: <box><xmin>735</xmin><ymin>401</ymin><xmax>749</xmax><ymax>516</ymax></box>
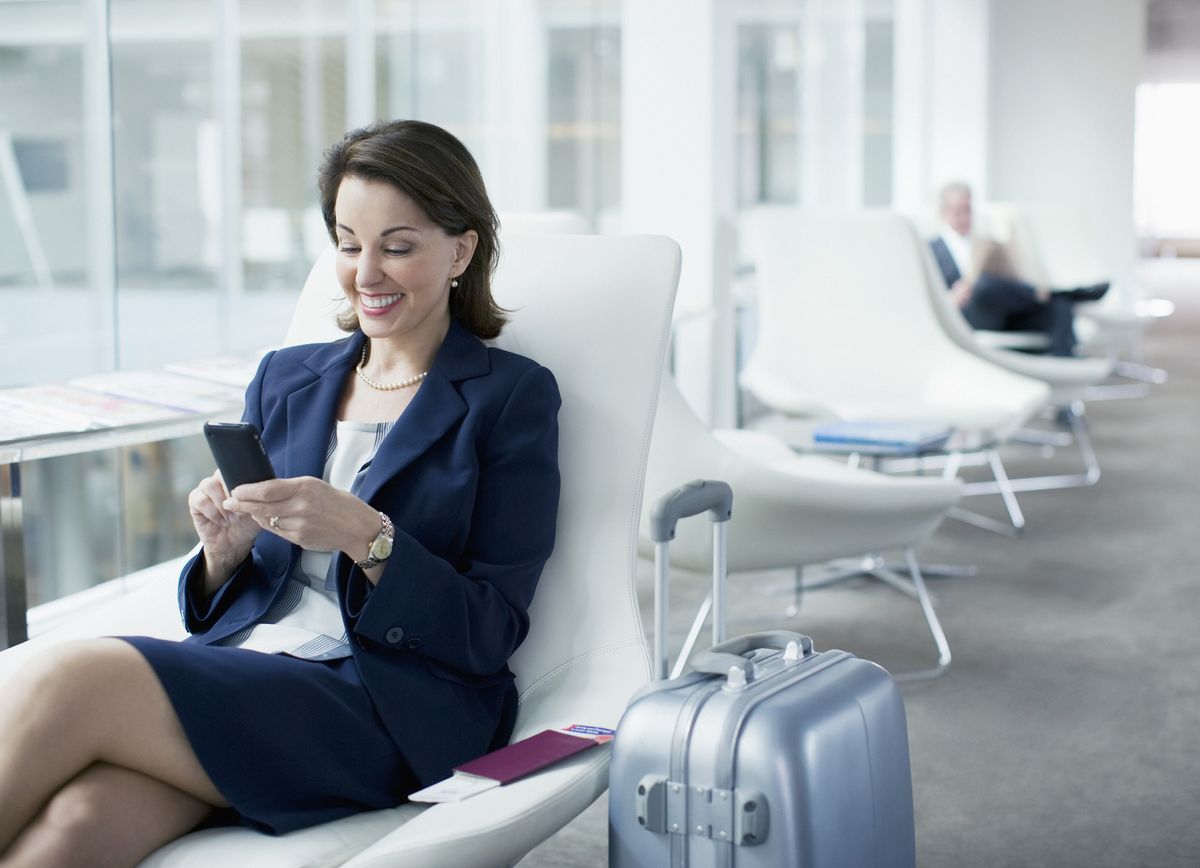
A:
<box><xmin>961</xmin><ymin>272</ymin><xmax>1043</xmax><ymax>331</ymax></box>
<box><xmin>1011</xmin><ymin>294</ymin><xmax>1076</xmax><ymax>356</ymax></box>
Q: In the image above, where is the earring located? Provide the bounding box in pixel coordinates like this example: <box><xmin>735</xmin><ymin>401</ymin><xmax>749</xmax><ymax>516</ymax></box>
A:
<box><xmin>450</xmin><ymin>278</ymin><xmax>459</xmax><ymax>288</ymax></box>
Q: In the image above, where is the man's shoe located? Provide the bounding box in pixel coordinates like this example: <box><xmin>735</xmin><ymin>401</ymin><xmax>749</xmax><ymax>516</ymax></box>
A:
<box><xmin>1062</xmin><ymin>282</ymin><xmax>1110</xmax><ymax>302</ymax></box>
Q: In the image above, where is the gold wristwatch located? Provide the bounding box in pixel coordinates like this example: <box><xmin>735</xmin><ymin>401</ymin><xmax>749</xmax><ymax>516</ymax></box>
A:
<box><xmin>355</xmin><ymin>512</ymin><xmax>394</xmax><ymax>570</ymax></box>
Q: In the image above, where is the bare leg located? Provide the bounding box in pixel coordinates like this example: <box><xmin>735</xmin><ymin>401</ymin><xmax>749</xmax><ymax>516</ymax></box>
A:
<box><xmin>1</xmin><ymin>763</ymin><xmax>212</xmax><ymax>868</ymax></box>
<box><xmin>0</xmin><ymin>639</ymin><xmax>229</xmax><ymax>852</ymax></box>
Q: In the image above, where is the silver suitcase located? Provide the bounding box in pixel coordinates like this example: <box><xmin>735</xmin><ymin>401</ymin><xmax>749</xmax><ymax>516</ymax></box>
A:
<box><xmin>609</xmin><ymin>480</ymin><xmax>916</xmax><ymax>868</ymax></box>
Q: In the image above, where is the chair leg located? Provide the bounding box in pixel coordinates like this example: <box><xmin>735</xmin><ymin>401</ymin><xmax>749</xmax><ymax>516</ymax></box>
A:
<box><xmin>788</xmin><ymin>551</ymin><xmax>953</xmax><ymax>679</ymax></box>
<box><xmin>888</xmin><ymin>560</ymin><xmax>979</xmax><ymax>579</ymax></box>
<box><xmin>959</xmin><ymin>402</ymin><xmax>1100</xmax><ymax>497</ymax></box>
<box><xmin>672</xmin><ymin>592</ymin><xmax>713</xmax><ymax>679</ymax></box>
<box><xmin>1066</xmin><ymin>403</ymin><xmax>1101</xmax><ymax>486</ymax></box>
<box><xmin>987</xmin><ymin>447</ymin><xmax>1027</xmax><ymax>529</ymax></box>
<box><xmin>801</xmin><ymin>556</ymin><xmax>882</xmax><ymax>591</ymax></box>
<box><xmin>785</xmin><ymin>565</ymin><xmax>803</xmax><ymax>618</ymax></box>
<box><xmin>945</xmin><ymin>448</ymin><xmax>1026</xmax><ymax>537</ymax></box>
<box><xmin>871</xmin><ymin>549</ymin><xmax>951</xmax><ymax>681</ymax></box>
<box><xmin>1113</xmin><ymin>358</ymin><xmax>1167</xmax><ymax>384</ymax></box>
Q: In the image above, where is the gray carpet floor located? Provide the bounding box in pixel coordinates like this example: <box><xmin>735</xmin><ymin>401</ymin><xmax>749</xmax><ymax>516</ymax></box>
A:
<box><xmin>520</xmin><ymin>258</ymin><xmax>1200</xmax><ymax>868</ymax></box>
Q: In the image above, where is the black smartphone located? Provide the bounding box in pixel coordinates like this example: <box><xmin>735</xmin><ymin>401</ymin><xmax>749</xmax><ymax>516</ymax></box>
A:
<box><xmin>203</xmin><ymin>422</ymin><xmax>277</xmax><ymax>492</ymax></box>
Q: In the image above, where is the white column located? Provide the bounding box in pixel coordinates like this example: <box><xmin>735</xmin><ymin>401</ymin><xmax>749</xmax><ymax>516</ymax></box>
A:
<box><xmin>891</xmin><ymin>0</ymin><xmax>990</xmax><ymax>215</ymax></box>
<box><xmin>345</xmin><ymin>0</ymin><xmax>377</xmax><ymax>128</ymax></box>
<box><xmin>800</xmin><ymin>0</ymin><xmax>865</xmax><ymax>208</ymax></box>
<box><xmin>621</xmin><ymin>0</ymin><xmax>738</xmax><ymax>426</ymax></box>
<box><xmin>300</xmin><ymin>0</ymin><xmax>328</xmax><ymax>176</ymax></box>
<box><xmin>83</xmin><ymin>0</ymin><xmax>116</xmax><ymax>370</ymax></box>
<box><xmin>215</xmin><ymin>0</ymin><xmax>242</xmax><ymax>327</ymax></box>
<box><xmin>891</xmin><ymin>0</ymin><xmax>932</xmax><ymax>214</ymax></box>
<box><xmin>481</xmin><ymin>0</ymin><xmax>547</xmax><ymax>212</ymax></box>
<box><xmin>987</xmin><ymin>0</ymin><xmax>1146</xmax><ymax>277</ymax></box>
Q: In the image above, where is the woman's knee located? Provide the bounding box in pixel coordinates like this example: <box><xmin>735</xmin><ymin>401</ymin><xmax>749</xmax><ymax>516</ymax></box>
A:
<box><xmin>17</xmin><ymin>774</ymin><xmax>116</xmax><ymax>868</ymax></box>
<box><xmin>5</xmin><ymin>640</ymin><xmax>137</xmax><ymax>724</ymax></box>
<box><xmin>9</xmin><ymin>767</ymin><xmax>189</xmax><ymax>868</ymax></box>
<box><xmin>39</xmin><ymin>778</ymin><xmax>106</xmax><ymax>840</ymax></box>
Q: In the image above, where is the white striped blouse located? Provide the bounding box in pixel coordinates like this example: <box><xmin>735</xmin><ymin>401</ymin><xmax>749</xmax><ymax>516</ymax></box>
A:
<box><xmin>215</xmin><ymin>419</ymin><xmax>395</xmax><ymax>660</ymax></box>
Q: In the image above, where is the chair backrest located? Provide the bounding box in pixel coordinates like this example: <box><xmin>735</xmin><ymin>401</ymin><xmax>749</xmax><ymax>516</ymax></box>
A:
<box><xmin>285</xmin><ymin>235</ymin><xmax>682</xmax><ymax>736</ymax></box>
<box><xmin>498</xmin><ymin>210</ymin><xmax>592</xmax><ymax>236</ymax></box>
<box><xmin>740</xmin><ymin>207</ymin><xmax>981</xmax><ymax>405</ymax></box>
<box><xmin>242</xmin><ymin>208</ymin><xmax>296</xmax><ymax>264</ymax></box>
<box><xmin>993</xmin><ymin>202</ymin><xmax>1112</xmax><ymax>289</ymax></box>
<box><xmin>283</xmin><ymin>209</ymin><xmax>595</xmax><ymax>345</ymax></box>
<box><xmin>284</xmin><ymin>246</ymin><xmax>344</xmax><ymax>346</ymax></box>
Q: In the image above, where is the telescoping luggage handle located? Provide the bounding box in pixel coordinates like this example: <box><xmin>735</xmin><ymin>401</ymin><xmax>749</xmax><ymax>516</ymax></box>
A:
<box><xmin>650</xmin><ymin>480</ymin><xmax>733</xmax><ymax>681</ymax></box>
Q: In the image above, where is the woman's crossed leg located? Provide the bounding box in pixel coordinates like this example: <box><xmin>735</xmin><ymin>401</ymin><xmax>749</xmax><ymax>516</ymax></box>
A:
<box><xmin>0</xmin><ymin>639</ymin><xmax>230</xmax><ymax>867</ymax></box>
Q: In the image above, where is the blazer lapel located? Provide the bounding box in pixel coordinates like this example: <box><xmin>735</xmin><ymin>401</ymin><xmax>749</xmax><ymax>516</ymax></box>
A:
<box><xmin>354</xmin><ymin>321</ymin><xmax>489</xmax><ymax>505</ymax></box>
<box><xmin>284</xmin><ymin>333</ymin><xmax>364</xmax><ymax>480</ymax></box>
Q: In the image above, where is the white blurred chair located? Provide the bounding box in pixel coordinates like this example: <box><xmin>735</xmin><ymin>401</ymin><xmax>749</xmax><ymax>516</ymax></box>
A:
<box><xmin>739</xmin><ymin>207</ymin><xmax>1049</xmax><ymax>536</ymax></box>
<box><xmin>1001</xmin><ymin>203</ymin><xmax>1173</xmax><ymax>397</ymax></box>
<box><xmin>916</xmin><ymin>217</ymin><xmax>1112</xmax><ymax>493</ymax></box>
<box><xmin>0</xmin><ymin>234</ymin><xmax>683</xmax><ymax>867</ymax></box>
<box><xmin>242</xmin><ymin>208</ymin><xmax>296</xmax><ymax>265</ymax></box>
<box><xmin>301</xmin><ymin>205</ymin><xmax>332</xmax><ymax>263</ymax></box>
<box><xmin>642</xmin><ymin>377</ymin><xmax>963</xmax><ymax>680</ymax></box>
<box><xmin>498</xmin><ymin>210</ymin><xmax>591</xmax><ymax>236</ymax></box>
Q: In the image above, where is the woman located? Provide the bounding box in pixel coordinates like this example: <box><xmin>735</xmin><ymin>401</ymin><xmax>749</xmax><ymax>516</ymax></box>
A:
<box><xmin>0</xmin><ymin>119</ymin><xmax>561</xmax><ymax>866</ymax></box>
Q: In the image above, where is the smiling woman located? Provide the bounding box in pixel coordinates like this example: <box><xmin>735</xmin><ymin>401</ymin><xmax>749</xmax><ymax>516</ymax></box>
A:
<box><xmin>317</xmin><ymin>120</ymin><xmax>506</xmax><ymax>341</ymax></box>
<box><xmin>0</xmin><ymin>119</ymin><xmax>562</xmax><ymax>867</ymax></box>
<box><xmin>332</xmin><ymin>175</ymin><xmax>472</xmax><ymax>383</ymax></box>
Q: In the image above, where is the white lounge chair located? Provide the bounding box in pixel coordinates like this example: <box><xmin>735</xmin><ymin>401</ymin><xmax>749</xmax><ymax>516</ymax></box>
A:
<box><xmin>642</xmin><ymin>377</ymin><xmax>962</xmax><ymax>680</ymax></box>
<box><xmin>0</xmin><ymin>233</ymin><xmax>683</xmax><ymax>867</ymax></box>
<box><xmin>738</xmin><ymin>207</ymin><xmax>1050</xmax><ymax>536</ymax></box>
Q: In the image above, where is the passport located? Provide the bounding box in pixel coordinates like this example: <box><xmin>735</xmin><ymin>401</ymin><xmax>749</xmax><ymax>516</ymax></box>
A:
<box><xmin>454</xmin><ymin>728</ymin><xmax>601</xmax><ymax>785</ymax></box>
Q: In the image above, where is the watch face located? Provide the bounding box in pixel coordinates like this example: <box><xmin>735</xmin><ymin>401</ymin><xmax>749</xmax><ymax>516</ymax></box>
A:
<box><xmin>371</xmin><ymin>536</ymin><xmax>393</xmax><ymax>560</ymax></box>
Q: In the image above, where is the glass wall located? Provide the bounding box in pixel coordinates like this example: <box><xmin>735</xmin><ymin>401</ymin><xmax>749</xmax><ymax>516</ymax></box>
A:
<box><xmin>0</xmin><ymin>0</ymin><xmax>896</xmax><ymax>617</ymax></box>
<box><xmin>240</xmin><ymin>0</ymin><xmax>348</xmax><ymax>289</ymax></box>
<box><xmin>0</xmin><ymin>0</ymin><xmax>627</xmax><ymax>616</ymax></box>
<box><xmin>737</xmin><ymin>20</ymin><xmax>802</xmax><ymax>206</ymax></box>
<box><xmin>0</xmin><ymin>0</ymin><xmax>105</xmax><ymax>383</ymax></box>
<box><xmin>545</xmin><ymin>1</ymin><xmax>622</xmax><ymax>222</ymax></box>
<box><xmin>735</xmin><ymin>0</ymin><xmax>895</xmax><ymax>209</ymax></box>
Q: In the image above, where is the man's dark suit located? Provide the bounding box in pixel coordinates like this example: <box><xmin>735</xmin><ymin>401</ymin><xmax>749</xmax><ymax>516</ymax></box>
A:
<box><xmin>177</xmin><ymin>320</ymin><xmax>561</xmax><ymax>788</ymax></box>
<box><xmin>929</xmin><ymin>235</ymin><xmax>1075</xmax><ymax>356</ymax></box>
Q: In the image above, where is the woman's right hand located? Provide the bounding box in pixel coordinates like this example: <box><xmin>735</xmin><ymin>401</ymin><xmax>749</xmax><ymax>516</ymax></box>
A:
<box><xmin>187</xmin><ymin>471</ymin><xmax>260</xmax><ymax>591</ymax></box>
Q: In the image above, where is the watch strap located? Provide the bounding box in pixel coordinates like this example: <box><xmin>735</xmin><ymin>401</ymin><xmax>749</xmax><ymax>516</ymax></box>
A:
<box><xmin>355</xmin><ymin>511</ymin><xmax>394</xmax><ymax>570</ymax></box>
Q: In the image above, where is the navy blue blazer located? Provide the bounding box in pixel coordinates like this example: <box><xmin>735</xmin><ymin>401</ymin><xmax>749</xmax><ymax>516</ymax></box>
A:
<box><xmin>177</xmin><ymin>320</ymin><xmax>561</xmax><ymax>787</ymax></box>
<box><xmin>929</xmin><ymin>236</ymin><xmax>962</xmax><ymax>289</ymax></box>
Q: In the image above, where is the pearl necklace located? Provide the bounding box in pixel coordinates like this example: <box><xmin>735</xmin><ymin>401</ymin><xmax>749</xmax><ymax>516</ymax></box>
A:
<box><xmin>356</xmin><ymin>345</ymin><xmax>429</xmax><ymax>391</ymax></box>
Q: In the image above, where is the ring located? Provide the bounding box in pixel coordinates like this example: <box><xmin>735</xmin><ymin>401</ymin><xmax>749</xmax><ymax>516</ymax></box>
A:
<box><xmin>270</xmin><ymin>516</ymin><xmax>280</xmax><ymax>529</ymax></box>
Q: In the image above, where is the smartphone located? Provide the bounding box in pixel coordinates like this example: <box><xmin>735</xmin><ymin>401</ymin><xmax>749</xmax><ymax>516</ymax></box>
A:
<box><xmin>203</xmin><ymin>422</ymin><xmax>276</xmax><ymax>492</ymax></box>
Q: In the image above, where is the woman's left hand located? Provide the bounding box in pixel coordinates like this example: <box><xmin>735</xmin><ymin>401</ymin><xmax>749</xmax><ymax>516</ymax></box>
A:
<box><xmin>223</xmin><ymin>476</ymin><xmax>380</xmax><ymax>560</ymax></box>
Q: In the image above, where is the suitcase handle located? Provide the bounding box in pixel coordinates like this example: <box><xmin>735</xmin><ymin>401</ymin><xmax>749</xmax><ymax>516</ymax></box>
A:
<box><xmin>648</xmin><ymin>479</ymin><xmax>733</xmax><ymax>542</ymax></box>
<box><xmin>651</xmin><ymin>480</ymin><xmax>734</xmax><ymax>680</ymax></box>
<box><xmin>689</xmin><ymin>631</ymin><xmax>814</xmax><ymax>683</ymax></box>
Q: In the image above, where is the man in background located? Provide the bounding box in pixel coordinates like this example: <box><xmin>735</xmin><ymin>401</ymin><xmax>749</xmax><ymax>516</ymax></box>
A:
<box><xmin>929</xmin><ymin>181</ymin><xmax>1107</xmax><ymax>357</ymax></box>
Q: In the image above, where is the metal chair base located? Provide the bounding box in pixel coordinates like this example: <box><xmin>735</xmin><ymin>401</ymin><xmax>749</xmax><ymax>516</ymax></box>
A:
<box><xmin>672</xmin><ymin>549</ymin><xmax>953</xmax><ymax>681</ymax></box>
<box><xmin>787</xmin><ymin>549</ymin><xmax>952</xmax><ymax>681</ymax></box>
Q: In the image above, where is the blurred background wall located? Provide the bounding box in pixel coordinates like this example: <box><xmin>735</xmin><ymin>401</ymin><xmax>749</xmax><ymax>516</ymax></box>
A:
<box><xmin>2</xmin><ymin>0</ymin><xmax>1196</xmax><ymax>604</ymax></box>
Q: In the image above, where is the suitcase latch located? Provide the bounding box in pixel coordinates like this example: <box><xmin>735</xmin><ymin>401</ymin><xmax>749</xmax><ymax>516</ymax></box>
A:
<box><xmin>635</xmin><ymin>775</ymin><xmax>769</xmax><ymax>846</ymax></box>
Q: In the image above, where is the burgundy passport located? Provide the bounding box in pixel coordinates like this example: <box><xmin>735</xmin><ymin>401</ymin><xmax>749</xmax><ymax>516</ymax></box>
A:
<box><xmin>454</xmin><ymin>729</ymin><xmax>599</xmax><ymax>785</ymax></box>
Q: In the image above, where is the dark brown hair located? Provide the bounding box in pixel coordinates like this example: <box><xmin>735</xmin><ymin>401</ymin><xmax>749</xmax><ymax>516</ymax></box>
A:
<box><xmin>318</xmin><ymin>119</ymin><xmax>505</xmax><ymax>339</ymax></box>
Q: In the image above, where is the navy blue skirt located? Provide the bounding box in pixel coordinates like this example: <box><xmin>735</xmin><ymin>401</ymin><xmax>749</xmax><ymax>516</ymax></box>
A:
<box><xmin>119</xmin><ymin>636</ymin><xmax>417</xmax><ymax>835</ymax></box>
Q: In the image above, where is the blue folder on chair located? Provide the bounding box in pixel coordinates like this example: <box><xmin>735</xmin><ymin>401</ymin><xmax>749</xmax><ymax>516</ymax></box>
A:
<box><xmin>813</xmin><ymin>420</ymin><xmax>954</xmax><ymax>452</ymax></box>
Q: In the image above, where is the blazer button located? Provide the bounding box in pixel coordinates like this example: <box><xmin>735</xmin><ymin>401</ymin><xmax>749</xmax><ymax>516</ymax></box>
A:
<box><xmin>405</xmin><ymin>638</ymin><xmax>423</xmax><ymax>650</ymax></box>
<box><xmin>385</xmin><ymin>626</ymin><xmax>405</xmax><ymax>644</ymax></box>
